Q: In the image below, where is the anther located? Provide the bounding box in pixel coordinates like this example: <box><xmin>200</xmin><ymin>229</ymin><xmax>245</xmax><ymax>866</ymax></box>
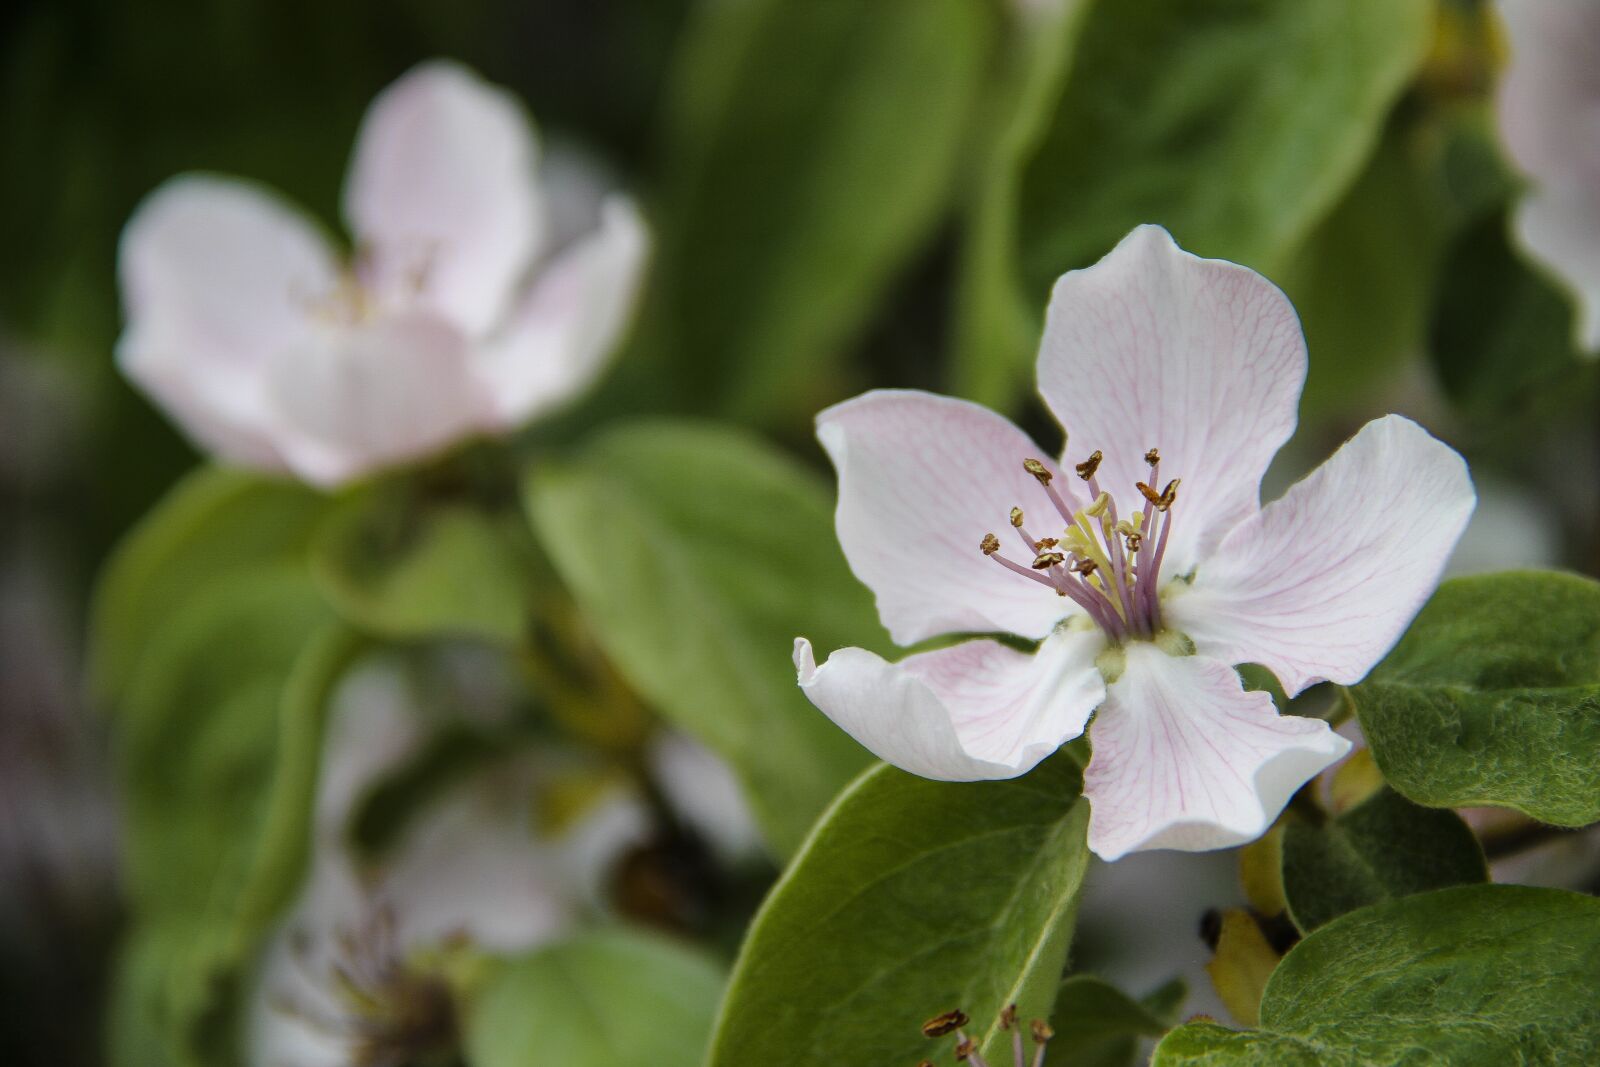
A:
<box><xmin>1159</xmin><ymin>479</ymin><xmax>1180</xmax><ymax>509</ymax></box>
<box><xmin>1075</xmin><ymin>450</ymin><xmax>1103</xmax><ymax>480</ymax></box>
<box><xmin>1031</xmin><ymin>1019</ymin><xmax>1054</xmax><ymax>1044</ymax></box>
<box><xmin>954</xmin><ymin>1038</ymin><xmax>977</xmax><ymax>1062</ymax></box>
<box><xmin>1070</xmin><ymin>558</ymin><xmax>1098</xmax><ymax>576</ymax></box>
<box><xmin>1031</xmin><ymin>551</ymin><xmax>1066</xmax><ymax>570</ymax></box>
<box><xmin>999</xmin><ymin>1004</ymin><xmax>1017</xmax><ymax>1030</ymax></box>
<box><xmin>1124</xmin><ymin>531</ymin><xmax>1143</xmax><ymax>552</ymax></box>
<box><xmin>1145</xmin><ymin>447</ymin><xmax>1161</xmax><ymax>466</ymax></box>
<box><xmin>1136</xmin><ymin>481</ymin><xmax>1162</xmax><ymax>506</ymax></box>
<box><xmin>1034</xmin><ymin>537</ymin><xmax>1059</xmax><ymax>549</ymax></box>
<box><xmin>922</xmin><ymin>1010</ymin><xmax>969</xmax><ymax>1039</ymax></box>
<box><xmin>1022</xmin><ymin>458</ymin><xmax>1053</xmax><ymax>486</ymax></box>
<box><xmin>980</xmin><ymin>533</ymin><xmax>1001</xmax><ymax>556</ymax></box>
<box><xmin>1009</xmin><ymin>507</ymin><xmax>1024</xmax><ymax>528</ymax></box>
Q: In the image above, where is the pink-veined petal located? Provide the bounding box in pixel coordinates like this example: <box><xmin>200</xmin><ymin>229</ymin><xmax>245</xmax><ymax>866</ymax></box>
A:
<box><xmin>475</xmin><ymin>197</ymin><xmax>647</xmax><ymax>428</ymax></box>
<box><xmin>116</xmin><ymin>174</ymin><xmax>339</xmax><ymax>470</ymax></box>
<box><xmin>794</xmin><ymin>627</ymin><xmax>1105</xmax><ymax>781</ymax></box>
<box><xmin>1167</xmin><ymin>414</ymin><xmax>1474</xmax><ymax>697</ymax></box>
<box><xmin>818</xmin><ymin>389</ymin><xmax>1076</xmax><ymax>645</ymax></box>
<box><xmin>267</xmin><ymin>312</ymin><xmax>497</xmax><ymax>488</ymax></box>
<box><xmin>1084</xmin><ymin>645</ymin><xmax>1349</xmax><ymax>862</ymax></box>
<box><xmin>343</xmin><ymin>60</ymin><xmax>541</xmax><ymax>337</ymax></box>
<box><xmin>1036</xmin><ymin>225</ymin><xmax>1307</xmax><ymax>574</ymax></box>
<box><xmin>1496</xmin><ymin>0</ymin><xmax>1600</xmax><ymax>354</ymax></box>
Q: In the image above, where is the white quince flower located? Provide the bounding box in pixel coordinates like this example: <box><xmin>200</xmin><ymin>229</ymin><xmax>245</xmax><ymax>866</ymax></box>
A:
<box><xmin>248</xmin><ymin>663</ymin><xmax>649</xmax><ymax>1066</ymax></box>
<box><xmin>1495</xmin><ymin>0</ymin><xmax>1600</xmax><ymax>355</ymax></box>
<box><xmin>794</xmin><ymin>225</ymin><xmax>1476</xmax><ymax>862</ymax></box>
<box><xmin>118</xmin><ymin>59</ymin><xmax>648</xmax><ymax>488</ymax></box>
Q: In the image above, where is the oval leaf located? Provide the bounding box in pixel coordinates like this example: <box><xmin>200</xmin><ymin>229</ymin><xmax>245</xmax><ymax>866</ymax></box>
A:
<box><xmin>1350</xmin><ymin>570</ymin><xmax>1600</xmax><ymax>826</ymax></box>
<box><xmin>1281</xmin><ymin>787</ymin><xmax>1486</xmax><ymax>933</ymax></box>
<box><xmin>708</xmin><ymin>755</ymin><xmax>1090</xmax><ymax>1067</ymax></box>
<box><xmin>1154</xmin><ymin>885</ymin><xmax>1600</xmax><ymax>1064</ymax></box>
<box><xmin>464</xmin><ymin>928</ymin><xmax>725</xmax><ymax>1067</ymax></box>
<box><xmin>524</xmin><ymin>419</ymin><xmax>892</xmax><ymax>857</ymax></box>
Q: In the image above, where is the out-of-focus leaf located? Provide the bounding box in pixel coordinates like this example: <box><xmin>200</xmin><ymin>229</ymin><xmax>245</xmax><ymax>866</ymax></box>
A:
<box><xmin>464</xmin><ymin>928</ymin><xmax>724</xmax><ymax>1067</ymax></box>
<box><xmin>635</xmin><ymin>0</ymin><xmax>995</xmax><ymax>424</ymax></box>
<box><xmin>93</xmin><ymin>465</ymin><xmax>358</xmax><ymax>1065</ymax></box>
<box><xmin>707</xmin><ymin>756</ymin><xmax>1090</xmax><ymax>1067</ymax></box>
<box><xmin>1204</xmin><ymin>910</ymin><xmax>1278</xmax><ymax>1029</ymax></box>
<box><xmin>1280</xmin><ymin>788</ymin><xmax>1486</xmax><ymax>933</ymax></box>
<box><xmin>1154</xmin><ymin>885</ymin><xmax>1600</xmax><ymax>1064</ymax></box>
<box><xmin>958</xmin><ymin>0</ymin><xmax>1431</xmax><ymax>404</ymax></box>
<box><xmin>1350</xmin><ymin>571</ymin><xmax>1600</xmax><ymax>827</ymax></box>
<box><xmin>311</xmin><ymin>479</ymin><xmax>534</xmax><ymax>645</ymax></box>
<box><xmin>524</xmin><ymin>419</ymin><xmax>891</xmax><ymax>857</ymax></box>
<box><xmin>1046</xmin><ymin>975</ymin><xmax>1186</xmax><ymax>1067</ymax></box>
<box><xmin>90</xmin><ymin>466</ymin><xmax>328</xmax><ymax>700</ymax></box>
<box><xmin>1430</xmin><ymin>212</ymin><xmax>1587</xmax><ymax>423</ymax></box>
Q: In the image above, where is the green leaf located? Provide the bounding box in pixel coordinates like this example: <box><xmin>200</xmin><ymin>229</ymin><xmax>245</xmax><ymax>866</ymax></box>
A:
<box><xmin>1153</xmin><ymin>885</ymin><xmax>1600</xmax><ymax>1065</ymax></box>
<box><xmin>1280</xmin><ymin>788</ymin><xmax>1486</xmax><ymax>933</ymax></box>
<box><xmin>1046</xmin><ymin>975</ymin><xmax>1187</xmax><ymax>1067</ymax></box>
<box><xmin>1350</xmin><ymin>570</ymin><xmax>1600</xmax><ymax>827</ymax></box>
<box><xmin>464</xmin><ymin>928</ymin><xmax>725</xmax><ymax>1067</ymax></box>
<box><xmin>311</xmin><ymin>479</ymin><xmax>533</xmax><ymax>645</ymax></box>
<box><xmin>637</xmin><ymin>0</ymin><xmax>994</xmax><ymax>423</ymax></box>
<box><xmin>707</xmin><ymin>755</ymin><xmax>1090</xmax><ymax>1067</ymax></box>
<box><xmin>959</xmin><ymin>0</ymin><xmax>1431</xmax><ymax>402</ymax></box>
<box><xmin>90</xmin><ymin>465</ymin><xmax>328</xmax><ymax>700</ymax></box>
<box><xmin>525</xmin><ymin>419</ymin><xmax>892</xmax><ymax>857</ymax></box>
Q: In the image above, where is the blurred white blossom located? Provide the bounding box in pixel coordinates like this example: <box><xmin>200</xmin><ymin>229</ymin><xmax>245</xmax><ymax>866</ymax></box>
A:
<box><xmin>118</xmin><ymin>60</ymin><xmax>648</xmax><ymax>488</ymax></box>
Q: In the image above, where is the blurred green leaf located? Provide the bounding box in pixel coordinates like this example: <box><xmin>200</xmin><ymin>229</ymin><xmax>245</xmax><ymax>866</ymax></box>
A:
<box><xmin>93</xmin><ymin>465</ymin><xmax>359</xmax><ymax>1065</ymax></box>
<box><xmin>958</xmin><ymin>0</ymin><xmax>1431</xmax><ymax>405</ymax></box>
<box><xmin>463</xmin><ymin>927</ymin><xmax>724</xmax><ymax>1067</ymax></box>
<box><xmin>636</xmin><ymin>0</ymin><xmax>995</xmax><ymax>423</ymax></box>
<box><xmin>90</xmin><ymin>466</ymin><xmax>328</xmax><ymax>700</ymax></box>
<box><xmin>311</xmin><ymin>479</ymin><xmax>534</xmax><ymax>645</ymax></box>
<box><xmin>1280</xmin><ymin>787</ymin><xmax>1486</xmax><ymax>933</ymax></box>
<box><xmin>1046</xmin><ymin>975</ymin><xmax>1187</xmax><ymax>1067</ymax></box>
<box><xmin>1350</xmin><ymin>571</ymin><xmax>1600</xmax><ymax>828</ymax></box>
<box><xmin>524</xmin><ymin>419</ymin><xmax>891</xmax><ymax>857</ymax></box>
<box><xmin>1429</xmin><ymin>211</ymin><xmax>1587</xmax><ymax>424</ymax></box>
<box><xmin>708</xmin><ymin>756</ymin><xmax>1090</xmax><ymax>1067</ymax></box>
<box><xmin>1153</xmin><ymin>885</ymin><xmax>1600</xmax><ymax>1064</ymax></box>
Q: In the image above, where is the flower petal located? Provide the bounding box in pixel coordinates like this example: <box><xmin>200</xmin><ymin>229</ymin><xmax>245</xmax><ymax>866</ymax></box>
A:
<box><xmin>1496</xmin><ymin>0</ymin><xmax>1600</xmax><ymax>353</ymax></box>
<box><xmin>267</xmin><ymin>312</ymin><xmax>497</xmax><ymax>488</ymax></box>
<box><xmin>116</xmin><ymin>174</ymin><xmax>339</xmax><ymax>470</ymax></box>
<box><xmin>1166</xmin><ymin>414</ymin><xmax>1475</xmax><ymax>697</ymax></box>
<box><xmin>818</xmin><ymin>389</ymin><xmax>1075</xmax><ymax>645</ymax></box>
<box><xmin>794</xmin><ymin>626</ymin><xmax>1105</xmax><ymax>781</ymax></box>
<box><xmin>1084</xmin><ymin>645</ymin><xmax>1349</xmax><ymax>862</ymax></box>
<box><xmin>343</xmin><ymin>60</ymin><xmax>541</xmax><ymax>337</ymax></box>
<box><xmin>474</xmin><ymin>197</ymin><xmax>648</xmax><ymax>428</ymax></box>
<box><xmin>1036</xmin><ymin>225</ymin><xmax>1307</xmax><ymax>573</ymax></box>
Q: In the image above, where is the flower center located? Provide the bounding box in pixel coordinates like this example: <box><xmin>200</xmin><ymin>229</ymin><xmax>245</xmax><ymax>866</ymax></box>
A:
<box><xmin>305</xmin><ymin>241</ymin><xmax>441</xmax><ymax>327</ymax></box>
<box><xmin>980</xmin><ymin>446</ymin><xmax>1180</xmax><ymax>643</ymax></box>
<box><xmin>919</xmin><ymin>1005</ymin><xmax>1053</xmax><ymax>1067</ymax></box>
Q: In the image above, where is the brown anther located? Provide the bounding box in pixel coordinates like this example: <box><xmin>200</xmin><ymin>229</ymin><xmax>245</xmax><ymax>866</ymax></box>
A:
<box><xmin>1070</xmin><ymin>558</ymin><xmax>1098</xmax><ymax>576</ymax></box>
<box><xmin>1030</xmin><ymin>1019</ymin><xmax>1054</xmax><ymax>1044</ymax></box>
<box><xmin>980</xmin><ymin>533</ymin><xmax>1001</xmax><ymax>556</ymax></box>
<box><xmin>1034</xmin><ymin>537</ymin><xmax>1059</xmax><ymax>549</ymax></box>
<box><xmin>1145</xmin><ymin>447</ymin><xmax>1161</xmax><ymax>466</ymax></box>
<box><xmin>954</xmin><ymin>1038</ymin><xmax>977</xmax><ymax>1061</ymax></box>
<box><xmin>1124</xmin><ymin>532</ymin><xmax>1144</xmax><ymax>552</ymax></box>
<box><xmin>922</xmin><ymin>1010</ymin><xmax>969</xmax><ymax>1038</ymax></box>
<box><xmin>1022</xmin><ymin>458</ymin><xmax>1053</xmax><ymax>485</ymax></box>
<box><xmin>1136</xmin><ymin>481</ymin><xmax>1162</xmax><ymax>505</ymax></box>
<box><xmin>917</xmin><ymin>1062</ymin><xmax>935</xmax><ymax>1067</ymax></box>
<box><xmin>1009</xmin><ymin>507</ymin><xmax>1024</xmax><ymax>528</ymax></box>
<box><xmin>1031</xmin><ymin>551</ymin><xmax>1066</xmax><ymax>570</ymax></box>
<box><xmin>999</xmin><ymin>1003</ymin><xmax>1018</xmax><ymax>1030</ymax></box>
<box><xmin>1159</xmin><ymin>478</ymin><xmax>1181</xmax><ymax>510</ymax></box>
<box><xmin>1074</xmin><ymin>450</ymin><xmax>1103</xmax><ymax>480</ymax></box>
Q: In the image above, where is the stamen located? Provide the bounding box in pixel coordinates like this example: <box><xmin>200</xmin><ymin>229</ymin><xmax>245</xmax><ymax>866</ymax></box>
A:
<box><xmin>1034</xmin><ymin>537</ymin><xmax>1059</xmax><ymax>549</ymax></box>
<box><xmin>1030</xmin><ymin>1019</ymin><xmax>1054</xmax><ymax>1067</ymax></box>
<box><xmin>1009</xmin><ymin>507</ymin><xmax>1024</xmax><ymax>528</ymax></box>
<box><xmin>1070</xmin><ymin>558</ymin><xmax>1097</xmax><ymax>576</ymax></box>
<box><xmin>1145</xmin><ymin>447</ymin><xmax>1161</xmax><ymax>466</ymax></box>
<box><xmin>1031</xmin><ymin>551</ymin><xmax>1066</xmax><ymax>570</ymax></box>
<box><xmin>922</xmin><ymin>1011</ymin><xmax>969</xmax><ymax>1039</ymax></box>
<box><xmin>980</xmin><ymin>533</ymin><xmax>1001</xmax><ymax>556</ymax></box>
<box><xmin>1022</xmin><ymin>458</ymin><xmax>1053</xmax><ymax>485</ymax></box>
<box><xmin>1001</xmin><ymin>1004</ymin><xmax>1024</xmax><ymax>1065</ymax></box>
<box><xmin>1075</xmin><ymin>450</ymin><xmax>1103</xmax><ymax>480</ymax></box>
<box><xmin>1159</xmin><ymin>479</ymin><xmax>1180</xmax><ymax>510</ymax></box>
<box><xmin>1021</xmin><ymin>458</ymin><xmax>1080</xmax><ymax>524</ymax></box>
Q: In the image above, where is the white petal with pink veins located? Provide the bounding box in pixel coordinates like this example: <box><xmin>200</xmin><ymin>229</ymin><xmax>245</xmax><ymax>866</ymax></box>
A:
<box><xmin>117</xmin><ymin>175</ymin><xmax>339</xmax><ymax>470</ymax></box>
<box><xmin>1083</xmin><ymin>645</ymin><xmax>1349</xmax><ymax>862</ymax></box>
<box><xmin>267</xmin><ymin>312</ymin><xmax>498</xmax><ymax>488</ymax></box>
<box><xmin>794</xmin><ymin>627</ymin><xmax>1105</xmax><ymax>781</ymax></box>
<box><xmin>1036</xmin><ymin>225</ymin><xmax>1306</xmax><ymax>573</ymax></box>
<box><xmin>344</xmin><ymin>60</ymin><xmax>542</xmax><ymax>337</ymax></box>
<box><xmin>476</xmin><ymin>197</ymin><xmax>648</xmax><ymax>427</ymax></box>
<box><xmin>817</xmin><ymin>389</ymin><xmax>1077</xmax><ymax>645</ymax></box>
<box><xmin>1166</xmin><ymin>414</ymin><xmax>1474</xmax><ymax>697</ymax></box>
